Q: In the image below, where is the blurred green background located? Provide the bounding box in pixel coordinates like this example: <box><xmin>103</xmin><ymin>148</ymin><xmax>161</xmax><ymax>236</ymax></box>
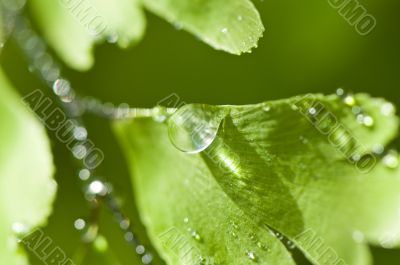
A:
<box><xmin>1</xmin><ymin>0</ymin><xmax>399</xmax><ymax>264</ymax></box>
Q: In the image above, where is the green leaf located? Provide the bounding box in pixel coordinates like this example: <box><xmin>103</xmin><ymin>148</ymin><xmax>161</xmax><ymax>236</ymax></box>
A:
<box><xmin>29</xmin><ymin>0</ymin><xmax>146</xmax><ymax>70</ymax></box>
<box><xmin>114</xmin><ymin>120</ymin><xmax>296</xmax><ymax>265</ymax></box>
<box><xmin>0</xmin><ymin>69</ymin><xmax>56</xmax><ymax>264</ymax></box>
<box><xmin>143</xmin><ymin>0</ymin><xmax>264</xmax><ymax>55</ymax></box>
<box><xmin>114</xmin><ymin>93</ymin><xmax>400</xmax><ymax>265</ymax></box>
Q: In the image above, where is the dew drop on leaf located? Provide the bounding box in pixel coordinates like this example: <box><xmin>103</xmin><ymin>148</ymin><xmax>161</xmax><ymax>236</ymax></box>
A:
<box><xmin>191</xmin><ymin>230</ymin><xmax>202</xmax><ymax>241</ymax></box>
<box><xmin>336</xmin><ymin>88</ymin><xmax>345</xmax><ymax>96</ymax></box>
<box><xmin>246</xmin><ymin>250</ymin><xmax>257</xmax><ymax>261</ymax></box>
<box><xmin>383</xmin><ymin>150</ymin><xmax>399</xmax><ymax>169</ymax></box>
<box><xmin>344</xmin><ymin>94</ymin><xmax>356</xmax><ymax>106</ymax></box>
<box><xmin>168</xmin><ymin>104</ymin><xmax>226</xmax><ymax>154</ymax></box>
<box><xmin>136</xmin><ymin>245</ymin><xmax>145</xmax><ymax>255</ymax></box>
<box><xmin>381</xmin><ymin>102</ymin><xmax>395</xmax><ymax>116</ymax></box>
<box><xmin>11</xmin><ymin>222</ymin><xmax>29</xmax><ymax>235</ymax></box>
<box><xmin>78</xmin><ymin>168</ymin><xmax>91</xmax><ymax>181</ymax></box>
<box><xmin>372</xmin><ymin>144</ymin><xmax>385</xmax><ymax>155</ymax></box>
<box><xmin>74</xmin><ymin>218</ymin><xmax>86</xmax><ymax>230</ymax></box>
<box><xmin>142</xmin><ymin>253</ymin><xmax>153</xmax><ymax>264</ymax></box>
<box><xmin>262</xmin><ymin>103</ymin><xmax>271</xmax><ymax>112</ymax></box>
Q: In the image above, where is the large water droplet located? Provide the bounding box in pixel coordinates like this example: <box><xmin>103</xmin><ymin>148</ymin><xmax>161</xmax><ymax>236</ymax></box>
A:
<box><xmin>168</xmin><ymin>104</ymin><xmax>226</xmax><ymax>154</ymax></box>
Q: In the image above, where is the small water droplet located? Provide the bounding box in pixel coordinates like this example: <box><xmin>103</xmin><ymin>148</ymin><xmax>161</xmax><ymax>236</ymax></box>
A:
<box><xmin>262</xmin><ymin>103</ymin><xmax>271</xmax><ymax>112</ymax></box>
<box><xmin>381</xmin><ymin>103</ymin><xmax>395</xmax><ymax>116</ymax></box>
<box><xmin>383</xmin><ymin>150</ymin><xmax>399</xmax><ymax>169</ymax></box>
<box><xmin>53</xmin><ymin>79</ymin><xmax>75</xmax><ymax>102</ymax></box>
<box><xmin>246</xmin><ymin>251</ymin><xmax>257</xmax><ymax>261</ymax></box>
<box><xmin>344</xmin><ymin>95</ymin><xmax>356</xmax><ymax>106</ymax></box>
<box><xmin>287</xmin><ymin>240</ymin><xmax>296</xmax><ymax>249</ymax></box>
<box><xmin>221</xmin><ymin>28</ymin><xmax>228</xmax><ymax>34</ymax></box>
<box><xmin>88</xmin><ymin>180</ymin><xmax>108</xmax><ymax>196</ymax></box>
<box><xmin>168</xmin><ymin>104</ymin><xmax>226</xmax><ymax>154</ymax></box>
<box><xmin>351</xmin><ymin>153</ymin><xmax>361</xmax><ymax>162</ymax></box>
<box><xmin>72</xmin><ymin>144</ymin><xmax>87</xmax><ymax>159</ymax></box>
<box><xmin>372</xmin><ymin>144</ymin><xmax>384</xmax><ymax>155</ymax></box>
<box><xmin>136</xmin><ymin>245</ymin><xmax>145</xmax><ymax>255</ymax></box>
<box><xmin>119</xmin><ymin>219</ymin><xmax>130</xmax><ymax>230</ymax></box>
<box><xmin>74</xmin><ymin>218</ymin><xmax>86</xmax><ymax>230</ymax></box>
<box><xmin>142</xmin><ymin>253</ymin><xmax>153</xmax><ymax>264</ymax></box>
<box><xmin>336</xmin><ymin>88</ymin><xmax>345</xmax><ymax>96</ymax></box>
<box><xmin>237</xmin><ymin>15</ymin><xmax>243</xmax><ymax>21</ymax></box>
<box><xmin>362</xmin><ymin>115</ymin><xmax>374</xmax><ymax>127</ymax></box>
<box><xmin>73</xmin><ymin>126</ymin><xmax>88</xmax><ymax>141</ymax></box>
<box><xmin>191</xmin><ymin>230</ymin><xmax>202</xmax><ymax>241</ymax></box>
<box><xmin>124</xmin><ymin>231</ymin><xmax>134</xmax><ymax>242</ymax></box>
<box><xmin>79</xmin><ymin>169</ymin><xmax>91</xmax><ymax>181</ymax></box>
<box><xmin>308</xmin><ymin>107</ymin><xmax>317</xmax><ymax>116</ymax></box>
<box><xmin>274</xmin><ymin>232</ymin><xmax>284</xmax><ymax>240</ymax></box>
<box><xmin>11</xmin><ymin>222</ymin><xmax>29</xmax><ymax>235</ymax></box>
<box><xmin>183</xmin><ymin>217</ymin><xmax>189</xmax><ymax>224</ymax></box>
<box><xmin>152</xmin><ymin>106</ymin><xmax>168</xmax><ymax>123</ymax></box>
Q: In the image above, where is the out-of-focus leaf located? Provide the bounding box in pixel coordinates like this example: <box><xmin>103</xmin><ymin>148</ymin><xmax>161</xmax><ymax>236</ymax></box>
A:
<box><xmin>115</xmin><ymin>93</ymin><xmax>400</xmax><ymax>265</ymax></box>
<box><xmin>143</xmin><ymin>0</ymin><xmax>264</xmax><ymax>55</ymax></box>
<box><xmin>29</xmin><ymin>0</ymin><xmax>146</xmax><ymax>70</ymax></box>
<box><xmin>0</xmin><ymin>69</ymin><xmax>56</xmax><ymax>264</ymax></box>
